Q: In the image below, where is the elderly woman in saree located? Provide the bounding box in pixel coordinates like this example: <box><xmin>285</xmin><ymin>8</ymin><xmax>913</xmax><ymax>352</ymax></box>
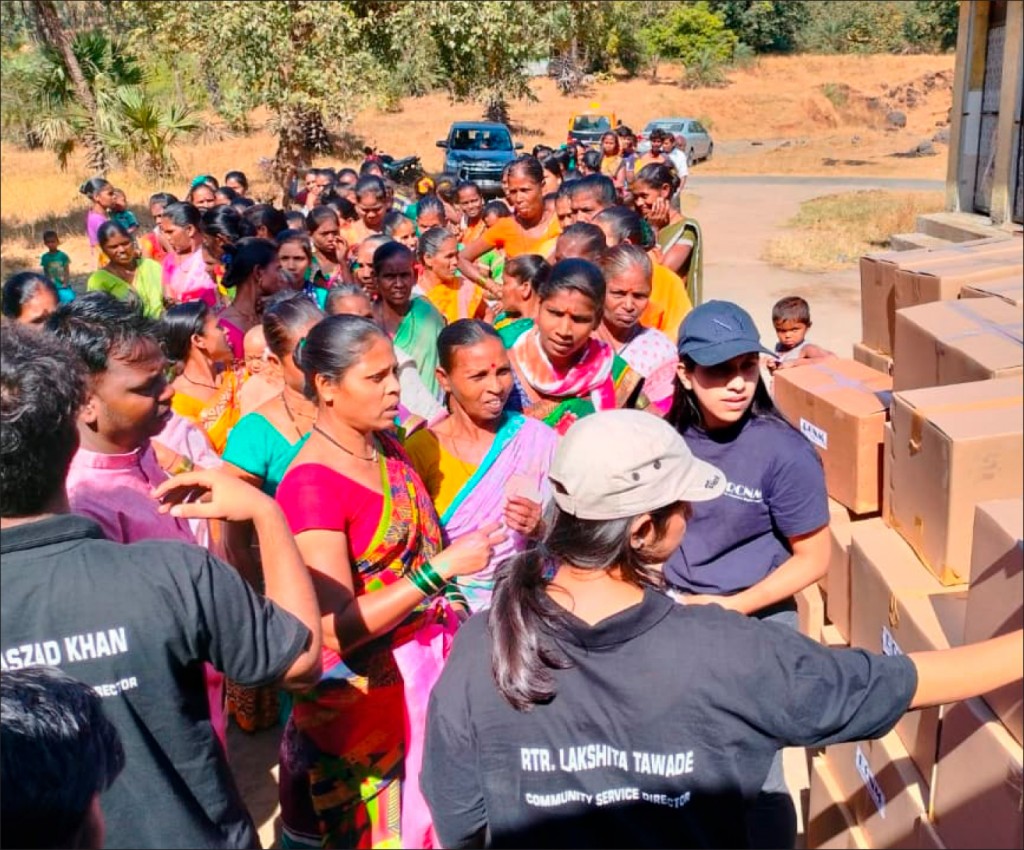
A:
<box><xmin>405</xmin><ymin>320</ymin><xmax>557</xmax><ymax>612</ymax></box>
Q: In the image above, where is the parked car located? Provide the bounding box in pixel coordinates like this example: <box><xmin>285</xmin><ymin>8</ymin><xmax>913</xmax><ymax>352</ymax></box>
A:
<box><xmin>637</xmin><ymin>118</ymin><xmax>714</xmax><ymax>162</ymax></box>
<box><xmin>566</xmin><ymin>109</ymin><xmax>620</xmax><ymax>148</ymax></box>
<box><xmin>437</xmin><ymin>122</ymin><xmax>523</xmax><ymax>196</ymax></box>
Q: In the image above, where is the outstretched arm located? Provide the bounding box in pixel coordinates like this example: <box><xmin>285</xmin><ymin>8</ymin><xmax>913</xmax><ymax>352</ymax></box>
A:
<box><xmin>909</xmin><ymin>631</ymin><xmax>1023</xmax><ymax>709</ymax></box>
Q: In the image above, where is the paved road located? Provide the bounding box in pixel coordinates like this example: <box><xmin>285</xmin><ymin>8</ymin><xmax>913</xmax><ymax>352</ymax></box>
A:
<box><xmin>685</xmin><ymin>174</ymin><xmax>931</xmax><ymax>356</ymax></box>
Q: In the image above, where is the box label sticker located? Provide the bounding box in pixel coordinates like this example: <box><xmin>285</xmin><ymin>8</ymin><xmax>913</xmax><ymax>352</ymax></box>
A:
<box><xmin>855</xmin><ymin>745</ymin><xmax>886</xmax><ymax>819</ymax></box>
<box><xmin>800</xmin><ymin>418</ymin><xmax>828</xmax><ymax>449</ymax></box>
<box><xmin>881</xmin><ymin>626</ymin><xmax>903</xmax><ymax>657</ymax></box>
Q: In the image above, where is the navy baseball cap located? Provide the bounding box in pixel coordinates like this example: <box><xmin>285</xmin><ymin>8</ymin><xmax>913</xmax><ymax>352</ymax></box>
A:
<box><xmin>677</xmin><ymin>300</ymin><xmax>775</xmax><ymax>366</ymax></box>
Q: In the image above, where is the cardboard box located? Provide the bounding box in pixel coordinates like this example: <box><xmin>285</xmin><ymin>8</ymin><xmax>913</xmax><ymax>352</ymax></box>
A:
<box><xmin>821</xmin><ymin>623</ymin><xmax>848</xmax><ymax>648</ymax></box>
<box><xmin>848</xmin><ymin>522</ymin><xmax>968</xmax><ymax>791</ymax></box>
<box><xmin>852</xmin><ymin>341</ymin><xmax>893</xmax><ymax>376</ymax></box>
<box><xmin>807</xmin><ymin>755</ymin><xmax>869</xmax><ymax>850</ymax></box>
<box><xmin>860</xmin><ymin>238</ymin><xmax>1020</xmax><ymax>354</ymax></box>
<box><xmin>893</xmin><ymin>297</ymin><xmax>1024</xmax><ymax>391</ymax></box>
<box><xmin>773</xmin><ymin>359</ymin><xmax>893</xmax><ymax>514</ymax></box>
<box><xmin>881</xmin><ymin>423</ymin><xmax>893</xmax><ymax>527</ymax></box>
<box><xmin>797</xmin><ymin>582</ymin><xmax>826</xmax><ymax>643</ymax></box>
<box><xmin>826</xmin><ymin>731</ymin><xmax>928</xmax><ymax>849</ymax></box>
<box><xmin>828</xmin><ymin>516</ymin><xmax>886</xmax><ymax>644</ymax></box>
<box><xmin>963</xmin><ymin>500</ymin><xmax>1024</xmax><ymax>746</ymax></box>
<box><xmin>894</xmin><ymin>254</ymin><xmax>1024</xmax><ymax>314</ymax></box>
<box><xmin>888</xmin><ymin>378</ymin><xmax>1024</xmax><ymax>584</ymax></box>
<box><xmin>915</xmin><ymin>817</ymin><xmax>947</xmax><ymax>849</ymax></box>
<box><xmin>960</xmin><ymin>274</ymin><xmax>1024</xmax><ymax>307</ymax></box>
<box><xmin>932</xmin><ymin>698</ymin><xmax>1024</xmax><ymax>850</ymax></box>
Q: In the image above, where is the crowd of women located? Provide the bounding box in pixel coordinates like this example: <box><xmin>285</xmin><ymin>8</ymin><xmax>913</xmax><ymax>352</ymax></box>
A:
<box><xmin>2</xmin><ymin>139</ymin><xmax>1020</xmax><ymax>850</ymax></box>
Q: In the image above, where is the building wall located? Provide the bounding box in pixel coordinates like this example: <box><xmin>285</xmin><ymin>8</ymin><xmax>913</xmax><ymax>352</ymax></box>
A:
<box><xmin>947</xmin><ymin>0</ymin><xmax>1023</xmax><ymax>226</ymax></box>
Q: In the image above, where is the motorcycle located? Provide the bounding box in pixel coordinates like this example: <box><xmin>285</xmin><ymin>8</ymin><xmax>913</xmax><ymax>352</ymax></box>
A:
<box><xmin>379</xmin><ymin>153</ymin><xmax>425</xmax><ymax>187</ymax></box>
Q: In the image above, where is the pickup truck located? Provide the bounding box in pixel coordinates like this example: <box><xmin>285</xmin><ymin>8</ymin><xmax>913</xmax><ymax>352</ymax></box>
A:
<box><xmin>437</xmin><ymin>121</ymin><xmax>523</xmax><ymax>196</ymax></box>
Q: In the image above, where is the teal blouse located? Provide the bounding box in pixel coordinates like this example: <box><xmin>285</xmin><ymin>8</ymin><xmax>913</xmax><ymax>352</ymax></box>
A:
<box><xmin>222</xmin><ymin>412</ymin><xmax>308</xmax><ymax>496</ymax></box>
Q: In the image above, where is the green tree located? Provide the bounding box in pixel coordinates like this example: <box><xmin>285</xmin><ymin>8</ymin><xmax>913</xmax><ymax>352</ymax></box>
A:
<box><xmin>426</xmin><ymin>0</ymin><xmax>547</xmax><ymax>123</ymax></box>
<box><xmin>903</xmin><ymin>0</ymin><xmax>959</xmax><ymax>52</ymax></box>
<box><xmin>11</xmin><ymin>28</ymin><xmax>199</xmax><ymax>175</ymax></box>
<box><xmin>125</xmin><ymin>0</ymin><xmax>382</xmax><ymax>196</ymax></box>
<box><xmin>707</xmin><ymin>0</ymin><xmax>807</xmax><ymax>53</ymax></box>
<box><xmin>798</xmin><ymin>1</ymin><xmax>911</xmax><ymax>54</ymax></box>
<box><xmin>29</xmin><ymin>0</ymin><xmax>109</xmax><ymax>172</ymax></box>
<box><xmin>642</xmin><ymin>1</ymin><xmax>738</xmax><ymax>84</ymax></box>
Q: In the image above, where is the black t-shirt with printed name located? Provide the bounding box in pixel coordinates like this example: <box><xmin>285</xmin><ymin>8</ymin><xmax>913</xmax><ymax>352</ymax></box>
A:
<box><xmin>422</xmin><ymin>588</ymin><xmax>917</xmax><ymax>849</ymax></box>
<box><xmin>0</xmin><ymin>515</ymin><xmax>310</xmax><ymax>850</ymax></box>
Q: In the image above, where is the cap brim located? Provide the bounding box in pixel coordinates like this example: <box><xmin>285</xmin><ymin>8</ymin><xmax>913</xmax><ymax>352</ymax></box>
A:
<box><xmin>674</xmin><ymin>455</ymin><xmax>727</xmax><ymax>503</ymax></box>
<box><xmin>684</xmin><ymin>339</ymin><xmax>775</xmax><ymax>367</ymax></box>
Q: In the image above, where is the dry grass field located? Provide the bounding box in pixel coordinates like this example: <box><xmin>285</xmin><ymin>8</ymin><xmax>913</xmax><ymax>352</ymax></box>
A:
<box><xmin>763</xmin><ymin>189</ymin><xmax>946</xmax><ymax>272</ymax></box>
<box><xmin>0</xmin><ymin>54</ymin><xmax>955</xmax><ymax>279</ymax></box>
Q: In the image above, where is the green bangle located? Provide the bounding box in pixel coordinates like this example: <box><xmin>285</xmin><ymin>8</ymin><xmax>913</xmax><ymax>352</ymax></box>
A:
<box><xmin>407</xmin><ymin>567</ymin><xmax>434</xmax><ymax>597</ymax></box>
<box><xmin>420</xmin><ymin>561</ymin><xmax>447</xmax><ymax>592</ymax></box>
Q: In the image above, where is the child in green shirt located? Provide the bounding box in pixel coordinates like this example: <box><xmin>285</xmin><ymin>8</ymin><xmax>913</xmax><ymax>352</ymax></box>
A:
<box><xmin>39</xmin><ymin>230</ymin><xmax>75</xmax><ymax>303</ymax></box>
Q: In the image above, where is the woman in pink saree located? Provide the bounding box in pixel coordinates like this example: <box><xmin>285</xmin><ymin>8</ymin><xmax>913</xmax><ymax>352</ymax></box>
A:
<box><xmin>159</xmin><ymin>202</ymin><xmax>219</xmax><ymax>307</ymax></box>
<box><xmin>405</xmin><ymin>320</ymin><xmax>557</xmax><ymax>613</ymax></box>
<box><xmin>275</xmin><ymin>315</ymin><xmax>504</xmax><ymax>848</ymax></box>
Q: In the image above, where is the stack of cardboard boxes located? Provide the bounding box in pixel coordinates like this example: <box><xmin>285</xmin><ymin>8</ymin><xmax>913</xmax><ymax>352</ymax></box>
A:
<box><xmin>772</xmin><ymin>235</ymin><xmax>1024</xmax><ymax>849</ymax></box>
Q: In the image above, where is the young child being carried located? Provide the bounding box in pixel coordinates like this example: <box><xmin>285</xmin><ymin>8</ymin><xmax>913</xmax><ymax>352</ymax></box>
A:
<box><xmin>767</xmin><ymin>295</ymin><xmax>833</xmax><ymax>372</ymax></box>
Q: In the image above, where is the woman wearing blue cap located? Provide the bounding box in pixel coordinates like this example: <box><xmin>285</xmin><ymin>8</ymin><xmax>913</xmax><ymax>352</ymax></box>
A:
<box><xmin>665</xmin><ymin>299</ymin><xmax>831</xmax><ymax>848</ymax></box>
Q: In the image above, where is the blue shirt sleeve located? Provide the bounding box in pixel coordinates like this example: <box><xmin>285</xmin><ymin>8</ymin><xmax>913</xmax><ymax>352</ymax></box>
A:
<box><xmin>765</xmin><ymin>428</ymin><xmax>830</xmax><ymax>539</ymax></box>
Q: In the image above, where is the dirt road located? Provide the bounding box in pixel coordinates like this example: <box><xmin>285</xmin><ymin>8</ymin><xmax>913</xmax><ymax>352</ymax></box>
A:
<box><xmin>692</xmin><ymin>174</ymin><xmax>943</xmax><ymax>354</ymax></box>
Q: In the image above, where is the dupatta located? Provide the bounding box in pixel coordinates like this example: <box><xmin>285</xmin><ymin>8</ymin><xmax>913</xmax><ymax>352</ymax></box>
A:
<box><xmin>508</xmin><ymin>323</ymin><xmax>647</xmax><ymax>435</ymax></box>
<box><xmin>439</xmin><ymin>413</ymin><xmax>557</xmax><ymax>612</ymax></box>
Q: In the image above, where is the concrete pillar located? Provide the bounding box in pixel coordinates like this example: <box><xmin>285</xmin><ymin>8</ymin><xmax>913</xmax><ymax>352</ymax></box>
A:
<box><xmin>989</xmin><ymin>0</ymin><xmax>1022</xmax><ymax>224</ymax></box>
<box><xmin>946</xmin><ymin>1</ymin><xmax>991</xmax><ymax>213</ymax></box>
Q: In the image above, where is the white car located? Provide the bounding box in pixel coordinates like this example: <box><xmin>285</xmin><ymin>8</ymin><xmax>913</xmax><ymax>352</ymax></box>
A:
<box><xmin>637</xmin><ymin>118</ymin><xmax>714</xmax><ymax>162</ymax></box>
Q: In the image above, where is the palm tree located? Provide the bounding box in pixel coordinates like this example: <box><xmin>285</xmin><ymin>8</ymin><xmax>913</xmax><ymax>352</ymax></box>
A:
<box><xmin>29</xmin><ymin>0</ymin><xmax>108</xmax><ymax>172</ymax></box>
<box><xmin>19</xmin><ymin>27</ymin><xmax>200</xmax><ymax>175</ymax></box>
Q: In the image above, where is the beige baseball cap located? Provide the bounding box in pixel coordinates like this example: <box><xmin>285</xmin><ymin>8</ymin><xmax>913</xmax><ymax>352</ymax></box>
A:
<box><xmin>548</xmin><ymin>410</ymin><xmax>726</xmax><ymax>520</ymax></box>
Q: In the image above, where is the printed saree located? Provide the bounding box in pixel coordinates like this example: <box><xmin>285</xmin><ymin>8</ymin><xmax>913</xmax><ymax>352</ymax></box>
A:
<box><xmin>279</xmin><ymin>433</ymin><xmax>457</xmax><ymax>849</ymax></box>
<box><xmin>170</xmin><ymin>369</ymin><xmax>242</xmax><ymax>455</ymax></box>
<box><xmin>437</xmin><ymin>413</ymin><xmax>557</xmax><ymax>612</ymax></box>
<box><xmin>658</xmin><ymin>216</ymin><xmax>704</xmax><ymax>310</ymax></box>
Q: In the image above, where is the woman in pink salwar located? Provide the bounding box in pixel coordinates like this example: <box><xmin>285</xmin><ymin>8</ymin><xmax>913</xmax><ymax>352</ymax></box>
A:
<box><xmin>405</xmin><ymin>320</ymin><xmax>556</xmax><ymax>612</ymax></box>
<box><xmin>160</xmin><ymin>202</ymin><xmax>218</xmax><ymax>307</ymax></box>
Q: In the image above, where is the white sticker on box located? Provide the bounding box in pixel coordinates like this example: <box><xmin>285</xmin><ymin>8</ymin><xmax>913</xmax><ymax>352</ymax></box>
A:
<box><xmin>881</xmin><ymin>626</ymin><xmax>903</xmax><ymax>657</ymax></box>
<box><xmin>800</xmin><ymin>418</ymin><xmax>828</xmax><ymax>449</ymax></box>
<box><xmin>855</xmin><ymin>745</ymin><xmax>887</xmax><ymax>818</ymax></box>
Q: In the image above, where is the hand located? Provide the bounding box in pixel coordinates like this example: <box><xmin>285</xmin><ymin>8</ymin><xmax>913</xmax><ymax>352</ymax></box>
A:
<box><xmin>432</xmin><ymin>522</ymin><xmax>507</xmax><ymax>579</ymax></box>
<box><xmin>504</xmin><ymin>495</ymin><xmax>542</xmax><ymax>536</ymax></box>
<box><xmin>773</xmin><ymin>359</ymin><xmax>799</xmax><ymax>371</ymax></box>
<box><xmin>648</xmin><ymin>197</ymin><xmax>672</xmax><ymax>229</ymax></box>
<box><xmin>151</xmin><ymin>439</ymin><xmax>180</xmax><ymax>473</ymax></box>
<box><xmin>766</xmin><ymin>357</ymin><xmax>782</xmax><ymax>373</ymax></box>
<box><xmin>683</xmin><ymin>594</ymin><xmax>744</xmax><ymax>612</ymax></box>
<box><xmin>482</xmin><ymin>301</ymin><xmax>498</xmax><ymax>324</ymax></box>
<box><xmin>152</xmin><ymin>467</ymin><xmax>276</xmax><ymax>523</ymax></box>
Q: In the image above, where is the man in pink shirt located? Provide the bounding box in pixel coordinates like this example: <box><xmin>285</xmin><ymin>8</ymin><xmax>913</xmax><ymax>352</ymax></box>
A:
<box><xmin>48</xmin><ymin>293</ymin><xmax>193</xmax><ymax>545</ymax></box>
<box><xmin>47</xmin><ymin>292</ymin><xmax>227</xmax><ymax>743</ymax></box>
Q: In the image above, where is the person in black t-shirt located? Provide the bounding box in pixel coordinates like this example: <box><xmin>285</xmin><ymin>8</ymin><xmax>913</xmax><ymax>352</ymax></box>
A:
<box><xmin>0</xmin><ymin>320</ymin><xmax>323</xmax><ymax>849</ymax></box>
<box><xmin>1</xmin><ymin>665</ymin><xmax>125</xmax><ymax>850</ymax></box>
<box><xmin>421</xmin><ymin>409</ymin><xmax>1024</xmax><ymax>850</ymax></box>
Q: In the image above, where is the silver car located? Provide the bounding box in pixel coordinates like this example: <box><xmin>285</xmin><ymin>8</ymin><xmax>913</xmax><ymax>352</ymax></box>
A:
<box><xmin>637</xmin><ymin>118</ymin><xmax>714</xmax><ymax>162</ymax></box>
